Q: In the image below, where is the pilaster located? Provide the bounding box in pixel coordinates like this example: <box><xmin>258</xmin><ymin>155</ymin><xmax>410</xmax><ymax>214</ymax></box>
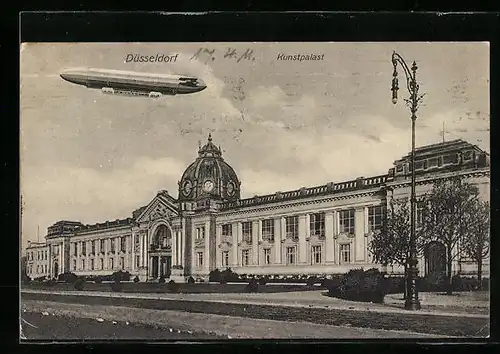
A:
<box><xmin>325</xmin><ymin>211</ymin><xmax>335</xmax><ymax>263</ymax></box>
<box><xmin>298</xmin><ymin>215</ymin><xmax>307</xmax><ymax>264</ymax></box>
<box><xmin>252</xmin><ymin>220</ymin><xmax>259</xmax><ymax>265</ymax></box>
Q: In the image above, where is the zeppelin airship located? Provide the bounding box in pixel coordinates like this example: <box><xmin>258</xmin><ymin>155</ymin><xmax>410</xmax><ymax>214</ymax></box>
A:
<box><xmin>59</xmin><ymin>67</ymin><xmax>207</xmax><ymax>98</ymax></box>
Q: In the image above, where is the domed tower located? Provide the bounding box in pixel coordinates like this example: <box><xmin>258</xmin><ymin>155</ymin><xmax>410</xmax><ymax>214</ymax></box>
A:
<box><xmin>178</xmin><ymin>133</ymin><xmax>241</xmax><ymax>202</ymax></box>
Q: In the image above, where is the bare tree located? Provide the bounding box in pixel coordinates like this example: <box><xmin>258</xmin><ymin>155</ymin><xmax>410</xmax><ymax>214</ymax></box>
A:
<box><xmin>421</xmin><ymin>178</ymin><xmax>481</xmax><ymax>295</ymax></box>
<box><xmin>369</xmin><ymin>197</ymin><xmax>423</xmax><ymax>298</ymax></box>
<box><xmin>460</xmin><ymin>200</ymin><xmax>490</xmax><ymax>289</ymax></box>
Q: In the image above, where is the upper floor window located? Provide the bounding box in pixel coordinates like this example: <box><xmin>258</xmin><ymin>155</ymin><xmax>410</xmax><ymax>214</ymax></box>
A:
<box><xmin>100</xmin><ymin>239</ymin><xmax>105</xmax><ymax>253</ymax></box>
<box><xmin>81</xmin><ymin>242</ymin><xmax>87</xmax><ymax>256</ymax></box>
<box><xmin>309</xmin><ymin>213</ymin><xmax>325</xmax><ymax>237</ymax></box>
<box><xmin>110</xmin><ymin>238</ymin><xmax>116</xmax><ymax>253</ymax></box>
<box><xmin>153</xmin><ymin>225</ymin><xmax>172</xmax><ymax>248</ymax></box>
<box><xmin>368</xmin><ymin>206</ymin><xmax>385</xmax><ymax>231</ymax></box>
<box><xmin>242</xmin><ymin>222</ymin><xmax>252</xmax><ymax>242</ymax></box>
<box><xmin>120</xmin><ymin>237</ymin><xmax>127</xmax><ymax>252</ymax></box>
<box><xmin>91</xmin><ymin>240</ymin><xmax>96</xmax><ymax>255</ymax></box>
<box><xmin>73</xmin><ymin>243</ymin><xmax>78</xmax><ymax>256</ymax></box>
<box><xmin>222</xmin><ymin>224</ymin><xmax>232</xmax><ymax>237</ymax></box>
<box><xmin>196</xmin><ymin>226</ymin><xmax>205</xmax><ymax>240</ymax></box>
<box><xmin>285</xmin><ymin>216</ymin><xmax>299</xmax><ymax>240</ymax></box>
<box><xmin>261</xmin><ymin>219</ymin><xmax>274</xmax><ymax>241</ymax></box>
<box><xmin>339</xmin><ymin>209</ymin><xmax>355</xmax><ymax>234</ymax></box>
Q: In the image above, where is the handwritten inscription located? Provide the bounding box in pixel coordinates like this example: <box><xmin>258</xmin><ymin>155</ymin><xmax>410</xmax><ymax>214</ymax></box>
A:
<box><xmin>191</xmin><ymin>47</ymin><xmax>256</xmax><ymax>63</ymax></box>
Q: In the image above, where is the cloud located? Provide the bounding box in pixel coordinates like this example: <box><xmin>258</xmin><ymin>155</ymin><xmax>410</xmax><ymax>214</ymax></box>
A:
<box><xmin>20</xmin><ymin>156</ymin><xmax>185</xmax><ymax>248</ymax></box>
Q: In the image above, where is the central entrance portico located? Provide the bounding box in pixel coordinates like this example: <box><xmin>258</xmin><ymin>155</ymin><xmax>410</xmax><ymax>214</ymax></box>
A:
<box><xmin>148</xmin><ymin>223</ymin><xmax>173</xmax><ymax>280</ymax></box>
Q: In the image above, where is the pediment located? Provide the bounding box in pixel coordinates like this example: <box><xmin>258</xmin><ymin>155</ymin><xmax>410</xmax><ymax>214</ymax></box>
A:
<box><xmin>135</xmin><ymin>193</ymin><xmax>179</xmax><ymax>224</ymax></box>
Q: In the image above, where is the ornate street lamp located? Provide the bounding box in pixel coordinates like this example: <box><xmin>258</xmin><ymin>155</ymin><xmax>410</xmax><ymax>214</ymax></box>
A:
<box><xmin>391</xmin><ymin>51</ymin><xmax>425</xmax><ymax>310</ymax></box>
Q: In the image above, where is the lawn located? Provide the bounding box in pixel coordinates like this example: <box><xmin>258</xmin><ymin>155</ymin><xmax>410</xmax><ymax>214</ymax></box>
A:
<box><xmin>22</xmin><ymin>281</ymin><xmax>316</xmax><ymax>294</ymax></box>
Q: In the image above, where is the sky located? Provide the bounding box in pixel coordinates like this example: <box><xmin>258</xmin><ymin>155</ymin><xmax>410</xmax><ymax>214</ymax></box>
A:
<box><xmin>20</xmin><ymin>42</ymin><xmax>490</xmax><ymax>249</ymax></box>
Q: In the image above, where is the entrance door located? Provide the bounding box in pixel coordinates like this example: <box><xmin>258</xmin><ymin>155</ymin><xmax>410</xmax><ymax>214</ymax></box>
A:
<box><xmin>53</xmin><ymin>262</ymin><xmax>59</xmax><ymax>279</ymax></box>
<box><xmin>166</xmin><ymin>256</ymin><xmax>172</xmax><ymax>278</ymax></box>
<box><xmin>425</xmin><ymin>241</ymin><xmax>446</xmax><ymax>276</ymax></box>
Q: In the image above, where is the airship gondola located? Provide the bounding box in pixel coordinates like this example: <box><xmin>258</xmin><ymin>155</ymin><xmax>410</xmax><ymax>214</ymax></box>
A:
<box><xmin>60</xmin><ymin>68</ymin><xmax>207</xmax><ymax>98</ymax></box>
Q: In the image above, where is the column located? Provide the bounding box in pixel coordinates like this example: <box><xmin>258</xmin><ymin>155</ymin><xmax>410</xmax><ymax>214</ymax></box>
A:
<box><xmin>333</xmin><ymin>211</ymin><xmax>340</xmax><ymax>264</ymax></box>
<box><xmin>148</xmin><ymin>256</ymin><xmax>153</xmax><ymax>277</ymax></box>
<box><xmin>180</xmin><ymin>225</ymin><xmax>185</xmax><ymax>268</ymax></box>
<box><xmin>157</xmin><ymin>256</ymin><xmax>161</xmax><ymax>278</ymax></box>
<box><xmin>204</xmin><ymin>221</ymin><xmax>210</xmax><ymax>272</ymax></box>
<box><xmin>231</xmin><ymin>223</ymin><xmax>238</xmax><ymax>267</ymax></box>
<box><xmin>215</xmin><ymin>225</ymin><xmax>222</xmax><ymax>268</ymax></box>
<box><xmin>325</xmin><ymin>211</ymin><xmax>335</xmax><ymax>263</ymax></box>
<box><xmin>76</xmin><ymin>242</ymin><xmax>81</xmax><ymax>272</ymax></box>
<box><xmin>355</xmin><ymin>207</ymin><xmax>365</xmax><ymax>262</ymax></box>
<box><xmin>363</xmin><ymin>207</ymin><xmax>369</xmax><ymax>263</ymax></box>
<box><xmin>274</xmin><ymin>218</ymin><xmax>282</xmax><ymax>264</ymax></box>
<box><xmin>138</xmin><ymin>233</ymin><xmax>143</xmax><ymax>268</ymax></box>
<box><xmin>191</xmin><ymin>223</ymin><xmax>196</xmax><ymax>272</ymax></box>
<box><xmin>143</xmin><ymin>232</ymin><xmax>148</xmax><ymax>267</ymax></box>
<box><xmin>131</xmin><ymin>234</ymin><xmax>135</xmax><ymax>271</ymax></box>
<box><xmin>298</xmin><ymin>215</ymin><xmax>307</xmax><ymax>264</ymax></box>
<box><xmin>171</xmin><ymin>230</ymin><xmax>177</xmax><ymax>266</ymax></box>
<box><xmin>252</xmin><ymin>220</ymin><xmax>259</xmax><ymax>265</ymax></box>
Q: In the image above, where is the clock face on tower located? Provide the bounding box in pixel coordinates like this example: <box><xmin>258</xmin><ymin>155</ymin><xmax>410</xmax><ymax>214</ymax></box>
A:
<box><xmin>203</xmin><ymin>180</ymin><xmax>214</xmax><ymax>193</ymax></box>
<box><xmin>182</xmin><ymin>180</ymin><xmax>193</xmax><ymax>196</ymax></box>
<box><xmin>227</xmin><ymin>181</ymin><xmax>235</xmax><ymax>196</ymax></box>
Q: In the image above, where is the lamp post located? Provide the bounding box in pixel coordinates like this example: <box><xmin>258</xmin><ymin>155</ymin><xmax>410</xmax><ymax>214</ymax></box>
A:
<box><xmin>391</xmin><ymin>51</ymin><xmax>425</xmax><ymax>311</ymax></box>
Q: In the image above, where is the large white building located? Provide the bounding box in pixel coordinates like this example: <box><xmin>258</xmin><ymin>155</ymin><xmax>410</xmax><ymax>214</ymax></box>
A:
<box><xmin>24</xmin><ymin>136</ymin><xmax>490</xmax><ymax>282</ymax></box>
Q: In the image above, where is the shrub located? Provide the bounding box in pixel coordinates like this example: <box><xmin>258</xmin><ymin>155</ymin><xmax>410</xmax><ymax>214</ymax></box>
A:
<box><xmin>168</xmin><ymin>280</ymin><xmax>179</xmax><ymax>293</ymax></box>
<box><xmin>306</xmin><ymin>277</ymin><xmax>316</xmax><ymax>288</ymax></box>
<box><xmin>328</xmin><ymin>268</ymin><xmax>386</xmax><ymax>303</ymax></box>
<box><xmin>220</xmin><ymin>268</ymin><xmax>239</xmax><ymax>283</ymax></box>
<box><xmin>209</xmin><ymin>269</ymin><xmax>221</xmax><ymax>283</ymax></box>
<box><xmin>44</xmin><ymin>278</ymin><xmax>56</xmax><ymax>287</ymax></box>
<box><xmin>34</xmin><ymin>276</ymin><xmax>46</xmax><ymax>282</ymax></box>
<box><xmin>481</xmin><ymin>278</ymin><xmax>490</xmax><ymax>291</ymax></box>
<box><xmin>58</xmin><ymin>272</ymin><xmax>78</xmax><ymax>284</ymax></box>
<box><xmin>384</xmin><ymin>276</ymin><xmax>405</xmax><ymax>295</ymax></box>
<box><xmin>258</xmin><ymin>277</ymin><xmax>267</xmax><ymax>286</ymax></box>
<box><xmin>419</xmin><ymin>272</ymin><xmax>447</xmax><ymax>292</ymax></box>
<box><xmin>133</xmin><ymin>276</ymin><xmax>140</xmax><ymax>283</ymax></box>
<box><xmin>110</xmin><ymin>280</ymin><xmax>124</xmax><ymax>292</ymax></box>
<box><xmin>187</xmin><ymin>276</ymin><xmax>195</xmax><ymax>284</ymax></box>
<box><xmin>73</xmin><ymin>278</ymin><xmax>86</xmax><ymax>291</ymax></box>
<box><xmin>112</xmin><ymin>270</ymin><xmax>131</xmax><ymax>282</ymax></box>
<box><xmin>94</xmin><ymin>277</ymin><xmax>103</xmax><ymax>284</ymax></box>
<box><xmin>245</xmin><ymin>278</ymin><xmax>259</xmax><ymax>293</ymax></box>
<box><xmin>158</xmin><ymin>276</ymin><xmax>166</xmax><ymax>284</ymax></box>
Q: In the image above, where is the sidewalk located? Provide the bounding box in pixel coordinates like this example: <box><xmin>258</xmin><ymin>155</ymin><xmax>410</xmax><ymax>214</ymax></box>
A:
<box><xmin>21</xmin><ymin>289</ymin><xmax>489</xmax><ymax>319</ymax></box>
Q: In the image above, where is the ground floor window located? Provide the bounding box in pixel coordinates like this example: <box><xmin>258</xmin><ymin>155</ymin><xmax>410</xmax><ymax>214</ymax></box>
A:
<box><xmin>90</xmin><ymin>259</ymin><xmax>95</xmax><ymax>271</ymax></box>
<box><xmin>311</xmin><ymin>245</ymin><xmax>322</xmax><ymax>264</ymax></box>
<box><xmin>120</xmin><ymin>257</ymin><xmax>125</xmax><ymax>269</ymax></box>
<box><xmin>222</xmin><ymin>251</ymin><xmax>229</xmax><ymax>267</ymax></box>
<box><xmin>197</xmin><ymin>252</ymin><xmax>204</xmax><ymax>267</ymax></box>
<box><xmin>264</xmin><ymin>249</ymin><xmax>271</xmax><ymax>265</ymax></box>
<box><xmin>286</xmin><ymin>247</ymin><xmax>297</xmax><ymax>265</ymax></box>
<box><xmin>340</xmin><ymin>244</ymin><xmax>351</xmax><ymax>263</ymax></box>
<box><xmin>242</xmin><ymin>249</ymin><xmax>250</xmax><ymax>266</ymax></box>
<box><xmin>73</xmin><ymin>260</ymin><xmax>76</xmax><ymax>271</ymax></box>
<box><xmin>81</xmin><ymin>259</ymin><xmax>85</xmax><ymax>270</ymax></box>
<box><xmin>135</xmin><ymin>255</ymin><xmax>140</xmax><ymax>268</ymax></box>
<box><xmin>100</xmin><ymin>258</ymin><xmax>104</xmax><ymax>270</ymax></box>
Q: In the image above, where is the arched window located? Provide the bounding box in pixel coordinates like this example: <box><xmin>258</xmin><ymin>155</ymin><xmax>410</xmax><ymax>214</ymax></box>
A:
<box><xmin>152</xmin><ymin>225</ymin><xmax>172</xmax><ymax>249</ymax></box>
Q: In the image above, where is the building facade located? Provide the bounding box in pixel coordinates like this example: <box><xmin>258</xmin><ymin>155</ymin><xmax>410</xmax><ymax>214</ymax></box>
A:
<box><xmin>25</xmin><ymin>135</ymin><xmax>490</xmax><ymax>282</ymax></box>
